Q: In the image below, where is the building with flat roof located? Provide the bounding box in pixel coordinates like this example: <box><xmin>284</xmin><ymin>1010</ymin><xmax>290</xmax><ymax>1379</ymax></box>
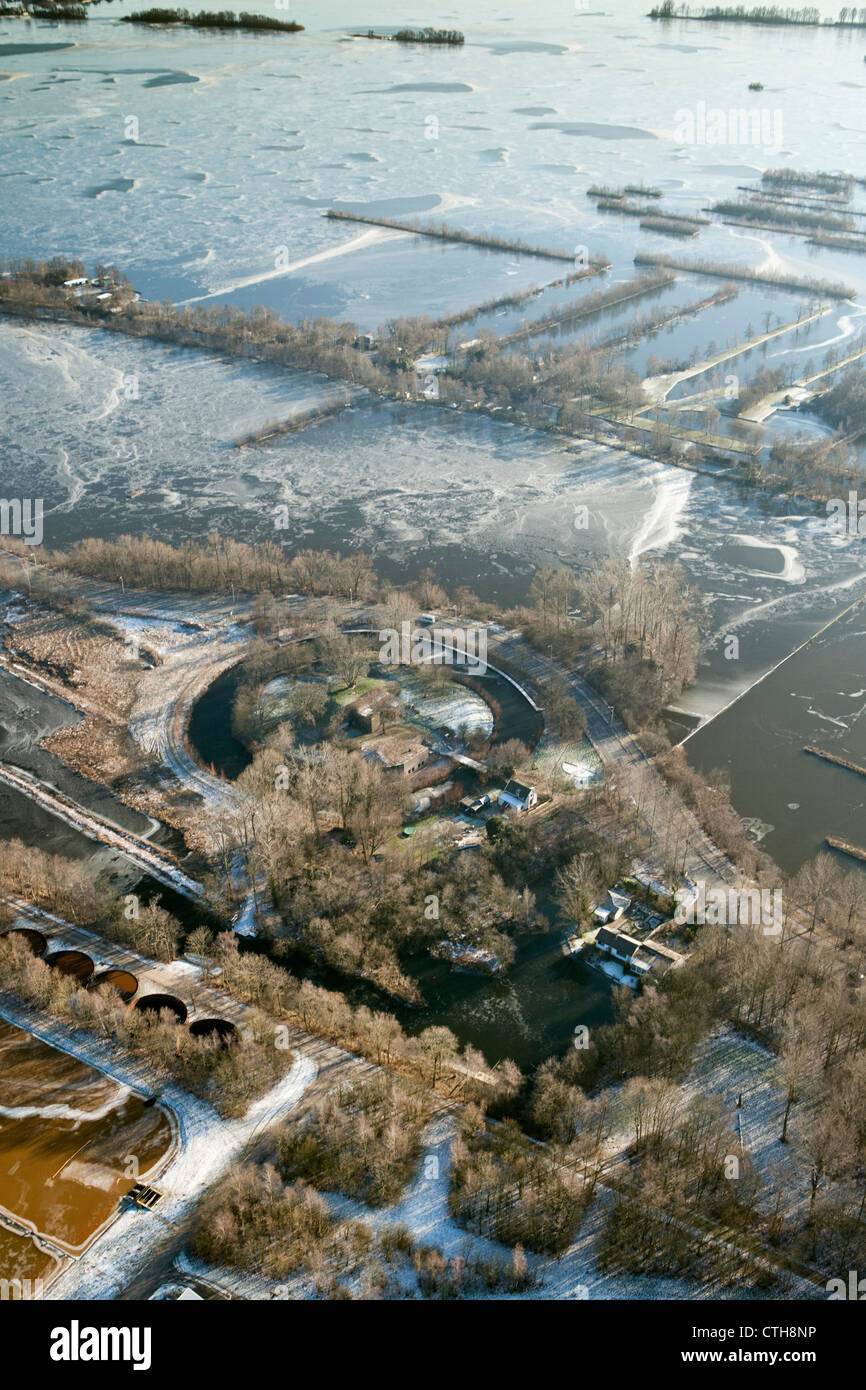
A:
<box><xmin>593</xmin><ymin>889</ymin><xmax>632</xmax><ymax>925</ymax></box>
<box><xmin>368</xmin><ymin>734</ymin><xmax>430</xmax><ymax>777</ymax></box>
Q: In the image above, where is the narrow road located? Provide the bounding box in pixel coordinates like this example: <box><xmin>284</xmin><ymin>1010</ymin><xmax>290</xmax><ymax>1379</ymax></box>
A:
<box><xmin>489</xmin><ymin>632</ymin><xmax>740</xmax><ymax>889</ymax></box>
<box><xmin>641</xmin><ymin>305</ymin><xmax>830</xmax><ymax>410</ymax></box>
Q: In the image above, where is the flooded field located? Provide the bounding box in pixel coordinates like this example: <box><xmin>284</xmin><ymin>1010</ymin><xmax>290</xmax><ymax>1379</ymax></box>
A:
<box><xmin>0</xmin><ymin>1020</ymin><xmax>174</xmax><ymax>1286</ymax></box>
<box><xmin>400</xmin><ymin>927</ymin><xmax>613</xmax><ymax>1072</ymax></box>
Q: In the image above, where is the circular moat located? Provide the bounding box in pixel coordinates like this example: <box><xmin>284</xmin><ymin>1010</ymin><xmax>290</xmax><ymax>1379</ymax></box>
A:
<box><xmin>185</xmin><ymin>637</ymin><xmax>614</xmax><ymax>1071</ymax></box>
<box><xmin>188</xmin><ymin>646</ymin><xmax>543</xmax><ymax>781</ymax></box>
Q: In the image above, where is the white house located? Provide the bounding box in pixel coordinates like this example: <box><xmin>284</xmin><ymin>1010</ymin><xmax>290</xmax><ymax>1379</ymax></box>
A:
<box><xmin>592</xmin><ymin>888</ymin><xmax>631</xmax><ymax>925</ymax></box>
<box><xmin>595</xmin><ymin>925</ymin><xmax>641</xmax><ymax>964</ymax></box>
<box><xmin>498</xmin><ymin>779</ymin><xmax>538</xmax><ymax>813</ymax></box>
<box><xmin>595</xmin><ymin>925</ymin><xmax>684</xmax><ymax>979</ymax></box>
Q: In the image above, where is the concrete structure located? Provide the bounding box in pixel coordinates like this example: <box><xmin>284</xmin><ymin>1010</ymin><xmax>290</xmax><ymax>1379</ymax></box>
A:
<box><xmin>348</xmin><ymin>685</ymin><xmax>401</xmax><ymax>734</ymax></box>
<box><xmin>369</xmin><ymin>734</ymin><xmax>430</xmax><ymax>777</ymax></box>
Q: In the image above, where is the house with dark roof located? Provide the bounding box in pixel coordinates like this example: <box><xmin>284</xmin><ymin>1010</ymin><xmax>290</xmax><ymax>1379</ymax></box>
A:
<box><xmin>498</xmin><ymin>779</ymin><xmax>537</xmax><ymax>813</ymax></box>
<box><xmin>595</xmin><ymin>926</ymin><xmax>684</xmax><ymax>978</ymax></box>
<box><xmin>595</xmin><ymin>926</ymin><xmax>641</xmax><ymax>963</ymax></box>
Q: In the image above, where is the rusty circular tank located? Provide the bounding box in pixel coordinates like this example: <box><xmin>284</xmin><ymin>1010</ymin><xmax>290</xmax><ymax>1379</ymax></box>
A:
<box><xmin>91</xmin><ymin>969</ymin><xmax>139</xmax><ymax>1003</ymax></box>
<box><xmin>1</xmin><ymin>927</ymin><xmax>47</xmax><ymax>956</ymax></box>
<box><xmin>188</xmin><ymin>1017</ymin><xmax>238</xmax><ymax>1047</ymax></box>
<box><xmin>133</xmin><ymin>992</ymin><xmax>188</xmax><ymax>1024</ymax></box>
<box><xmin>44</xmin><ymin>949</ymin><xmax>94</xmax><ymax>984</ymax></box>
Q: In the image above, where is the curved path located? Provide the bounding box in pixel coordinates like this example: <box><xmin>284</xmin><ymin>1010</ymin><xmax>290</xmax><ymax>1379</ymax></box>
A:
<box><xmin>489</xmin><ymin>631</ymin><xmax>740</xmax><ymax>889</ymax></box>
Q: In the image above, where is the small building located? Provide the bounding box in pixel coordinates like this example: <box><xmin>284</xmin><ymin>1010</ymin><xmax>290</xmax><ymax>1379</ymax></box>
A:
<box><xmin>592</xmin><ymin>888</ymin><xmax>631</xmax><ymax>925</ymax></box>
<box><xmin>373</xmin><ymin>735</ymin><xmax>430</xmax><ymax>777</ymax></box>
<box><xmin>595</xmin><ymin>925</ymin><xmax>641</xmax><ymax>964</ymax></box>
<box><xmin>348</xmin><ymin>685</ymin><xmax>401</xmax><ymax>734</ymax></box>
<box><xmin>595</xmin><ymin>926</ymin><xmax>684</xmax><ymax>978</ymax></box>
<box><xmin>561</xmin><ymin>760</ymin><xmax>597</xmax><ymax>788</ymax></box>
<box><xmin>498</xmin><ymin>780</ymin><xmax>537</xmax><ymax>813</ymax></box>
<box><xmin>632</xmin><ymin>938</ymin><xmax>684</xmax><ymax>979</ymax></box>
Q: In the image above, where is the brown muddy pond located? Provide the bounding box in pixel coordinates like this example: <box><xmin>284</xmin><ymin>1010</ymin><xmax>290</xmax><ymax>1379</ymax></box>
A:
<box><xmin>0</xmin><ymin>1021</ymin><xmax>174</xmax><ymax>1285</ymax></box>
<box><xmin>91</xmin><ymin>969</ymin><xmax>139</xmax><ymax>1003</ymax></box>
<box><xmin>44</xmin><ymin>949</ymin><xmax>95</xmax><ymax>985</ymax></box>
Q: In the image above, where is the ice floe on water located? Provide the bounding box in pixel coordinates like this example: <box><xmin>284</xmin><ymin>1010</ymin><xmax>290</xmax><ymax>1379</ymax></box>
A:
<box><xmin>723</xmin><ymin>534</ymin><xmax>805</xmax><ymax>584</ymax></box>
<box><xmin>1</xmin><ymin>316</ymin><xmax>861</xmax><ymax>657</ymax></box>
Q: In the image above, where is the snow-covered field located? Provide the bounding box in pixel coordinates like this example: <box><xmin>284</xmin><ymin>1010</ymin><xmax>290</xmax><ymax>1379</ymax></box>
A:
<box><xmin>184</xmin><ymin>1111</ymin><xmax>817</xmax><ymax>1301</ymax></box>
<box><xmin>683</xmin><ymin>1027</ymin><xmax>812</xmax><ymax>1217</ymax></box>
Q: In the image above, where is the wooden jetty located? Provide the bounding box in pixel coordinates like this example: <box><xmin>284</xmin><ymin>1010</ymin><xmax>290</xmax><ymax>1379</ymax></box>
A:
<box><xmin>805</xmin><ymin>745</ymin><xmax>866</xmax><ymax>779</ymax></box>
<box><xmin>826</xmin><ymin>836</ymin><xmax>866</xmax><ymax>864</ymax></box>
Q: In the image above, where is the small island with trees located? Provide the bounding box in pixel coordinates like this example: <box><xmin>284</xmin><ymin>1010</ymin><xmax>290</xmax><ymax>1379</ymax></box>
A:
<box><xmin>650</xmin><ymin>2</ymin><xmax>866</xmax><ymax>26</ymax></box>
<box><xmin>350</xmin><ymin>27</ymin><xmax>465</xmax><ymax>45</ymax></box>
<box><xmin>121</xmin><ymin>8</ymin><xmax>304</xmax><ymax>32</ymax></box>
<box><xmin>0</xmin><ymin>2</ymin><xmax>87</xmax><ymax>15</ymax></box>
